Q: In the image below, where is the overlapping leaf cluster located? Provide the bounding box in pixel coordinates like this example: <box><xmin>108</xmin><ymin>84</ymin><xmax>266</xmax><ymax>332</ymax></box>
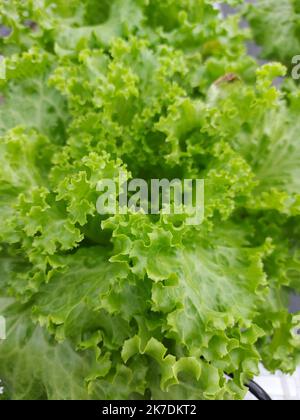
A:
<box><xmin>245</xmin><ymin>0</ymin><xmax>300</xmax><ymax>65</ymax></box>
<box><xmin>0</xmin><ymin>0</ymin><xmax>299</xmax><ymax>400</ymax></box>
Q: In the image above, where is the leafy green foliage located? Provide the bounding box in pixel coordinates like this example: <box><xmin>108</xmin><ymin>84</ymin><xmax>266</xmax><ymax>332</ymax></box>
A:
<box><xmin>0</xmin><ymin>0</ymin><xmax>299</xmax><ymax>400</ymax></box>
<box><xmin>245</xmin><ymin>0</ymin><xmax>300</xmax><ymax>65</ymax></box>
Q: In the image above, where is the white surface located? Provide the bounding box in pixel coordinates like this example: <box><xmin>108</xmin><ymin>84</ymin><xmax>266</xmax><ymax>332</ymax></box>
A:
<box><xmin>245</xmin><ymin>367</ymin><xmax>300</xmax><ymax>400</ymax></box>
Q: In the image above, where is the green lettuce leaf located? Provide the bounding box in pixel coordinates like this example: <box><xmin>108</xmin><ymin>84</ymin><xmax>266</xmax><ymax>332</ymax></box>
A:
<box><xmin>0</xmin><ymin>0</ymin><xmax>299</xmax><ymax>401</ymax></box>
<box><xmin>245</xmin><ymin>0</ymin><xmax>300</xmax><ymax>64</ymax></box>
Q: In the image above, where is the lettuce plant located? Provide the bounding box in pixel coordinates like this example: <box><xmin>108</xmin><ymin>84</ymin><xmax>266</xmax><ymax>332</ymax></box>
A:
<box><xmin>245</xmin><ymin>0</ymin><xmax>300</xmax><ymax>65</ymax></box>
<box><xmin>0</xmin><ymin>0</ymin><xmax>299</xmax><ymax>400</ymax></box>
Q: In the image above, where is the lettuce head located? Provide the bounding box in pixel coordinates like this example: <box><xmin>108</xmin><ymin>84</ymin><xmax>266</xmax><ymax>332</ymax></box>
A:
<box><xmin>0</xmin><ymin>0</ymin><xmax>299</xmax><ymax>400</ymax></box>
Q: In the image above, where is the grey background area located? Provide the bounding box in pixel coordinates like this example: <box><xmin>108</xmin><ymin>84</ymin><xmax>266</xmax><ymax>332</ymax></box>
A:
<box><xmin>290</xmin><ymin>295</ymin><xmax>300</xmax><ymax>313</ymax></box>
